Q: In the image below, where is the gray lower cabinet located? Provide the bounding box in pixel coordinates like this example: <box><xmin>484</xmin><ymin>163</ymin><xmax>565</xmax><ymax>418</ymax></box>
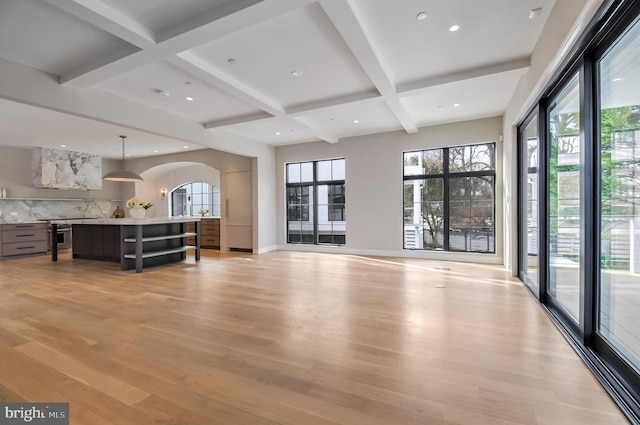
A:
<box><xmin>72</xmin><ymin>224</ymin><xmax>120</xmax><ymax>261</ymax></box>
<box><xmin>0</xmin><ymin>223</ymin><xmax>48</xmax><ymax>258</ymax></box>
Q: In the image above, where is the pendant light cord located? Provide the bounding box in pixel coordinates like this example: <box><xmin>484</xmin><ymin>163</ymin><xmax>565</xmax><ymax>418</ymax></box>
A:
<box><xmin>120</xmin><ymin>135</ymin><xmax>127</xmax><ymax>162</ymax></box>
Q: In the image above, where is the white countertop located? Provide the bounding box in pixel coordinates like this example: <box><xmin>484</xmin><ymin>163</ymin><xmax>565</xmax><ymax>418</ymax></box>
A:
<box><xmin>0</xmin><ymin>220</ymin><xmax>48</xmax><ymax>225</ymax></box>
<box><xmin>50</xmin><ymin>217</ymin><xmax>201</xmax><ymax>225</ymax></box>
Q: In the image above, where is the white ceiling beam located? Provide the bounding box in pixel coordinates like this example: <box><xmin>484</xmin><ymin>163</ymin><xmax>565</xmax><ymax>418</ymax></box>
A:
<box><xmin>58</xmin><ymin>0</ymin><xmax>315</xmax><ymax>89</ymax></box>
<box><xmin>43</xmin><ymin>0</ymin><xmax>156</xmax><ymax>48</ymax></box>
<box><xmin>285</xmin><ymin>90</ymin><xmax>381</xmax><ymax>115</ymax></box>
<box><xmin>204</xmin><ymin>112</ymin><xmax>275</xmax><ymax>130</ymax></box>
<box><xmin>397</xmin><ymin>57</ymin><xmax>531</xmax><ymax>96</ymax></box>
<box><xmin>319</xmin><ymin>0</ymin><xmax>418</xmax><ymax>134</ymax></box>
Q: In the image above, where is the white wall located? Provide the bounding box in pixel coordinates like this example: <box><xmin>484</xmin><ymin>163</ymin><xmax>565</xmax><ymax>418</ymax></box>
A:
<box><xmin>276</xmin><ymin>117</ymin><xmax>504</xmax><ymax>264</ymax></box>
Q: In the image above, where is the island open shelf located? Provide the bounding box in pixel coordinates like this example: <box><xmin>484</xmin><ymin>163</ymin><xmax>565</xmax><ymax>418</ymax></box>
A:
<box><xmin>50</xmin><ymin>217</ymin><xmax>201</xmax><ymax>273</ymax></box>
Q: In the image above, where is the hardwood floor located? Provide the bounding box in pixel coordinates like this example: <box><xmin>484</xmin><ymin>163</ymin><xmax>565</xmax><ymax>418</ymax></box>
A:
<box><xmin>0</xmin><ymin>250</ymin><xmax>629</xmax><ymax>424</ymax></box>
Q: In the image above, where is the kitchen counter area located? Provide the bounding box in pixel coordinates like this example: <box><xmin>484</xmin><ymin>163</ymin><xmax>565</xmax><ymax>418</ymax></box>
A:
<box><xmin>50</xmin><ymin>217</ymin><xmax>201</xmax><ymax>273</ymax></box>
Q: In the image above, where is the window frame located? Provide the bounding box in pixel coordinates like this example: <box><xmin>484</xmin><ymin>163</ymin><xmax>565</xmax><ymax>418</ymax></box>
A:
<box><xmin>170</xmin><ymin>182</ymin><xmax>220</xmax><ymax>217</ymax></box>
<box><xmin>286</xmin><ymin>159</ymin><xmax>346</xmax><ymax>246</ymax></box>
<box><xmin>403</xmin><ymin>142</ymin><xmax>496</xmax><ymax>253</ymax></box>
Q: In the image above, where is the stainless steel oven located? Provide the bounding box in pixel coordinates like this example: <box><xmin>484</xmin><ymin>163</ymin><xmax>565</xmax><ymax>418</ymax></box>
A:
<box><xmin>48</xmin><ymin>224</ymin><xmax>71</xmax><ymax>252</ymax></box>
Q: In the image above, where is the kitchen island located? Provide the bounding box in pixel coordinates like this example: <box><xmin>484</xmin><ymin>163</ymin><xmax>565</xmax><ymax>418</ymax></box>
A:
<box><xmin>50</xmin><ymin>217</ymin><xmax>201</xmax><ymax>273</ymax></box>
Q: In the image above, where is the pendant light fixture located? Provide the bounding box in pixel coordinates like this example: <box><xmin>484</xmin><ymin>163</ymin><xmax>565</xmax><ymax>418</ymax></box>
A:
<box><xmin>103</xmin><ymin>135</ymin><xmax>143</xmax><ymax>182</ymax></box>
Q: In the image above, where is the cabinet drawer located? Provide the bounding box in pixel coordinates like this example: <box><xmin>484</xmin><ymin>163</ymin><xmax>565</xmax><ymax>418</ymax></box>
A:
<box><xmin>2</xmin><ymin>229</ymin><xmax>47</xmax><ymax>243</ymax></box>
<box><xmin>2</xmin><ymin>223</ymin><xmax>47</xmax><ymax>232</ymax></box>
<box><xmin>203</xmin><ymin>236</ymin><xmax>220</xmax><ymax>245</ymax></box>
<box><xmin>2</xmin><ymin>240</ymin><xmax>47</xmax><ymax>256</ymax></box>
<box><xmin>203</xmin><ymin>225</ymin><xmax>220</xmax><ymax>236</ymax></box>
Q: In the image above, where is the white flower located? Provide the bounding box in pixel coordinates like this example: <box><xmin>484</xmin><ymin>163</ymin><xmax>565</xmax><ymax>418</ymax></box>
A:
<box><xmin>126</xmin><ymin>196</ymin><xmax>153</xmax><ymax>209</ymax></box>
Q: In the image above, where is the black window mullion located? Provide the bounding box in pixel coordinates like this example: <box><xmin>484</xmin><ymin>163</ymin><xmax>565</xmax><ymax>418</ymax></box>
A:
<box><xmin>313</xmin><ymin>162</ymin><xmax>318</xmax><ymax>244</ymax></box>
<box><xmin>443</xmin><ymin>147</ymin><xmax>450</xmax><ymax>250</ymax></box>
<box><xmin>538</xmin><ymin>101</ymin><xmax>549</xmax><ymax>303</ymax></box>
<box><xmin>580</xmin><ymin>53</ymin><xmax>595</xmax><ymax>345</ymax></box>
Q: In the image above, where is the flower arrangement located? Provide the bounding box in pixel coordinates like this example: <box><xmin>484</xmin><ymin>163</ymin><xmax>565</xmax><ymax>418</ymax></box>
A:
<box><xmin>126</xmin><ymin>196</ymin><xmax>153</xmax><ymax>210</ymax></box>
<box><xmin>198</xmin><ymin>208</ymin><xmax>209</xmax><ymax>216</ymax></box>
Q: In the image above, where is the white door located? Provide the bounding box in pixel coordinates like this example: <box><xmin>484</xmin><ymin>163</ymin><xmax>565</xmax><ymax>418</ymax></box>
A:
<box><xmin>225</xmin><ymin>170</ymin><xmax>252</xmax><ymax>250</ymax></box>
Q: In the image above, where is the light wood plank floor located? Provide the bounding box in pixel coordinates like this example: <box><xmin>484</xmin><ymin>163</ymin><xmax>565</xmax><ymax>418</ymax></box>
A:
<box><xmin>0</xmin><ymin>250</ymin><xmax>629</xmax><ymax>425</ymax></box>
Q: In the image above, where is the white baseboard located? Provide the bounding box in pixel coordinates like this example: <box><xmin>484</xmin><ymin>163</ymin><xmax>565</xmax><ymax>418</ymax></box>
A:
<box><xmin>273</xmin><ymin>244</ymin><xmax>503</xmax><ymax>265</ymax></box>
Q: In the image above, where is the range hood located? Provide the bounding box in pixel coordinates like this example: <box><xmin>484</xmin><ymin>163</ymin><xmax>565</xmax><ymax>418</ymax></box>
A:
<box><xmin>32</xmin><ymin>147</ymin><xmax>102</xmax><ymax>190</ymax></box>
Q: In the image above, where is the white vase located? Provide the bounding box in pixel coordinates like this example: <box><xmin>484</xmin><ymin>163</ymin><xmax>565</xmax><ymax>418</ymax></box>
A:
<box><xmin>129</xmin><ymin>206</ymin><xmax>146</xmax><ymax>219</ymax></box>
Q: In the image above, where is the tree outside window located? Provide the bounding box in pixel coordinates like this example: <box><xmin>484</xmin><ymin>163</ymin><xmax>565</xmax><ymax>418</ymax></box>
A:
<box><xmin>403</xmin><ymin>143</ymin><xmax>496</xmax><ymax>253</ymax></box>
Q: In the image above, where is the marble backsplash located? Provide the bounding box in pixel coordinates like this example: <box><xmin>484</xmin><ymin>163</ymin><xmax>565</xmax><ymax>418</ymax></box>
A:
<box><xmin>0</xmin><ymin>199</ymin><xmax>120</xmax><ymax>223</ymax></box>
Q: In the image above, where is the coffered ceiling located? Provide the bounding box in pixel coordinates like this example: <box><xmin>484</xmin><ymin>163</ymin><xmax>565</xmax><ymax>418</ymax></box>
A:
<box><xmin>0</xmin><ymin>0</ymin><xmax>556</xmax><ymax>158</ymax></box>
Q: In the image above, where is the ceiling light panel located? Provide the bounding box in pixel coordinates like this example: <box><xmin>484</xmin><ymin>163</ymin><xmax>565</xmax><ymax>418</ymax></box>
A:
<box><xmin>221</xmin><ymin>117</ymin><xmax>318</xmax><ymax>146</ymax></box>
<box><xmin>401</xmin><ymin>70</ymin><xmax>523</xmax><ymax>127</ymax></box>
<box><xmin>0</xmin><ymin>98</ymin><xmax>204</xmax><ymax>159</ymax></box>
<box><xmin>97</xmin><ymin>0</ymin><xmax>238</xmax><ymax>35</ymax></box>
<box><xmin>294</xmin><ymin>100</ymin><xmax>402</xmax><ymax>139</ymax></box>
<box><xmin>95</xmin><ymin>61</ymin><xmax>261</xmax><ymax>122</ymax></box>
<box><xmin>350</xmin><ymin>0</ymin><xmax>555</xmax><ymax>87</ymax></box>
<box><xmin>0</xmin><ymin>0</ymin><xmax>138</xmax><ymax>77</ymax></box>
<box><xmin>188</xmin><ymin>3</ymin><xmax>376</xmax><ymax>109</ymax></box>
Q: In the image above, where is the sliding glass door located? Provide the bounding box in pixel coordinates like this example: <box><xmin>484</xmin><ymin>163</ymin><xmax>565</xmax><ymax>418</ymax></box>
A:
<box><xmin>547</xmin><ymin>73</ymin><xmax>582</xmax><ymax>324</ymax></box>
<box><xmin>519</xmin><ymin>112</ymin><xmax>540</xmax><ymax>292</ymax></box>
<box><xmin>597</xmin><ymin>13</ymin><xmax>640</xmax><ymax>375</ymax></box>
<box><xmin>516</xmin><ymin>3</ymin><xmax>640</xmax><ymax>418</ymax></box>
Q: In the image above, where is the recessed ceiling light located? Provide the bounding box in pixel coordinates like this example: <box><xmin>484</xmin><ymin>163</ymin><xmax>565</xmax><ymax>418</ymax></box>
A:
<box><xmin>416</xmin><ymin>11</ymin><xmax>428</xmax><ymax>21</ymax></box>
<box><xmin>185</xmin><ymin>81</ymin><xmax>192</xmax><ymax>86</ymax></box>
<box><xmin>528</xmin><ymin>7</ymin><xmax>543</xmax><ymax>19</ymax></box>
<box><xmin>186</xmin><ymin>97</ymin><xmax>194</xmax><ymax>101</ymax></box>
<box><xmin>228</xmin><ymin>58</ymin><xmax>237</xmax><ymax>64</ymax></box>
<box><xmin>155</xmin><ymin>89</ymin><xmax>170</xmax><ymax>97</ymax></box>
<box><xmin>291</xmin><ymin>70</ymin><xmax>303</xmax><ymax>77</ymax></box>
<box><xmin>449</xmin><ymin>25</ymin><xmax>460</xmax><ymax>32</ymax></box>
<box><xmin>125</xmin><ymin>154</ymin><xmax>131</xmax><ymax>157</ymax></box>
<box><xmin>60</xmin><ymin>144</ymin><xmax>66</xmax><ymax>148</ymax></box>
<box><xmin>183</xmin><ymin>146</ymin><xmax>189</xmax><ymax>149</ymax></box>
<box><xmin>275</xmin><ymin>132</ymin><xmax>281</xmax><ymax>135</ymax></box>
<box><xmin>613</xmin><ymin>77</ymin><xmax>625</xmax><ymax>82</ymax></box>
<box><xmin>154</xmin><ymin>150</ymin><xmax>159</xmax><ymax>153</ymax></box>
<box><xmin>353</xmin><ymin>120</ymin><xmax>360</xmax><ymax>124</ymax></box>
<box><xmin>453</xmin><ymin>103</ymin><xmax>460</xmax><ymax>107</ymax></box>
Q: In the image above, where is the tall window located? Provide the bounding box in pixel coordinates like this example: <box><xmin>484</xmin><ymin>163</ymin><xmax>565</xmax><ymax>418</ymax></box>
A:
<box><xmin>171</xmin><ymin>182</ymin><xmax>220</xmax><ymax>217</ymax></box>
<box><xmin>597</xmin><ymin>15</ymin><xmax>640</xmax><ymax>373</ymax></box>
<box><xmin>403</xmin><ymin>143</ymin><xmax>495</xmax><ymax>253</ymax></box>
<box><xmin>286</xmin><ymin>159</ymin><xmax>345</xmax><ymax>245</ymax></box>
<box><xmin>519</xmin><ymin>113</ymin><xmax>540</xmax><ymax>291</ymax></box>
<box><xmin>548</xmin><ymin>73</ymin><xmax>581</xmax><ymax>323</ymax></box>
